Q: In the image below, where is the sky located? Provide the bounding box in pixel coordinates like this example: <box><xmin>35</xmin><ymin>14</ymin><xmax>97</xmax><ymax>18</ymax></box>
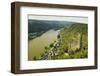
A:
<box><xmin>28</xmin><ymin>15</ymin><xmax>88</xmax><ymax>24</ymax></box>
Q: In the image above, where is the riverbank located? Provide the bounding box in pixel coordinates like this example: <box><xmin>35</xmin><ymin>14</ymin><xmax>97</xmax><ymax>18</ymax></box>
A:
<box><xmin>28</xmin><ymin>29</ymin><xmax>60</xmax><ymax>60</ymax></box>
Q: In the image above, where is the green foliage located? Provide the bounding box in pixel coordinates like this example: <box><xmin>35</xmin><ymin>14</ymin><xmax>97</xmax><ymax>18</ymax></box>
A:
<box><xmin>55</xmin><ymin>23</ymin><xmax>88</xmax><ymax>59</ymax></box>
<box><xmin>59</xmin><ymin>23</ymin><xmax>88</xmax><ymax>51</ymax></box>
<box><xmin>54</xmin><ymin>49</ymin><xmax>87</xmax><ymax>59</ymax></box>
<box><xmin>69</xmin><ymin>50</ymin><xmax>88</xmax><ymax>58</ymax></box>
<box><xmin>56</xmin><ymin>53</ymin><xmax>70</xmax><ymax>59</ymax></box>
<box><xmin>44</xmin><ymin>46</ymin><xmax>48</xmax><ymax>50</ymax></box>
<box><xmin>57</xmin><ymin>35</ymin><xmax>60</xmax><ymax>39</ymax></box>
<box><xmin>50</xmin><ymin>43</ymin><xmax>54</xmax><ymax>48</ymax></box>
<box><xmin>33</xmin><ymin>56</ymin><xmax>37</xmax><ymax>60</ymax></box>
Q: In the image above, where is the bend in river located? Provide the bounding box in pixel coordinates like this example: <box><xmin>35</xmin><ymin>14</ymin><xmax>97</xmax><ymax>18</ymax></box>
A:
<box><xmin>28</xmin><ymin>29</ymin><xmax>60</xmax><ymax>60</ymax></box>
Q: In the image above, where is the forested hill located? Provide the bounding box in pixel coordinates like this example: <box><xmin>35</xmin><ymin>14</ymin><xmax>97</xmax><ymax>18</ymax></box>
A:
<box><xmin>64</xmin><ymin>23</ymin><xmax>88</xmax><ymax>33</ymax></box>
<box><xmin>60</xmin><ymin>23</ymin><xmax>88</xmax><ymax>52</ymax></box>
<box><xmin>28</xmin><ymin>19</ymin><xmax>74</xmax><ymax>33</ymax></box>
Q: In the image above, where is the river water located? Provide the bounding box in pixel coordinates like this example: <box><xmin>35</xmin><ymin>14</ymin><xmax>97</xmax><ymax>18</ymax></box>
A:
<box><xmin>28</xmin><ymin>30</ymin><xmax>60</xmax><ymax>60</ymax></box>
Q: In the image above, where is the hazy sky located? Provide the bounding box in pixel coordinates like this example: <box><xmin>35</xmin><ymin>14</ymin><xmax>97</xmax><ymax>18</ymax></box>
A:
<box><xmin>28</xmin><ymin>15</ymin><xmax>88</xmax><ymax>24</ymax></box>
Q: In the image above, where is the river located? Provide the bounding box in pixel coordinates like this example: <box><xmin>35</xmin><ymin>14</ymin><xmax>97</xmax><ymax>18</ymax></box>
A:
<box><xmin>28</xmin><ymin>29</ymin><xmax>60</xmax><ymax>60</ymax></box>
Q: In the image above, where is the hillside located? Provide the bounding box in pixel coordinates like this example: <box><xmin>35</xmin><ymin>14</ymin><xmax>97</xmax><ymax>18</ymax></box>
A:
<box><xmin>60</xmin><ymin>23</ymin><xmax>88</xmax><ymax>49</ymax></box>
<box><xmin>28</xmin><ymin>19</ymin><xmax>74</xmax><ymax>33</ymax></box>
<box><xmin>57</xmin><ymin>23</ymin><xmax>88</xmax><ymax>59</ymax></box>
<box><xmin>28</xmin><ymin>19</ymin><xmax>74</xmax><ymax>40</ymax></box>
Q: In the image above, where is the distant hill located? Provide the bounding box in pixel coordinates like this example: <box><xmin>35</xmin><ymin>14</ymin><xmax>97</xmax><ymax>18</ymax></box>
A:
<box><xmin>28</xmin><ymin>19</ymin><xmax>74</xmax><ymax>33</ymax></box>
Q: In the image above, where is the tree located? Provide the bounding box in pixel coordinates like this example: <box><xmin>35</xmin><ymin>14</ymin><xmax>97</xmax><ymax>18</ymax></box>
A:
<box><xmin>44</xmin><ymin>46</ymin><xmax>48</xmax><ymax>50</ymax></box>
<box><xmin>79</xmin><ymin>33</ymin><xmax>83</xmax><ymax>50</ymax></box>
<box><xmin>33</xmin><ymin>56</ymin><xmax>37</xmax><ymax>60</ymax></box>
<box><xmin>50</xmin><ymin>43</ymin><xmax>53</xmax><ymax>48</ymax></box>
<box><xmin>57</xmin><ymin>34</ymin><xmax>60</xmax><ymax>39</ymax></box>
